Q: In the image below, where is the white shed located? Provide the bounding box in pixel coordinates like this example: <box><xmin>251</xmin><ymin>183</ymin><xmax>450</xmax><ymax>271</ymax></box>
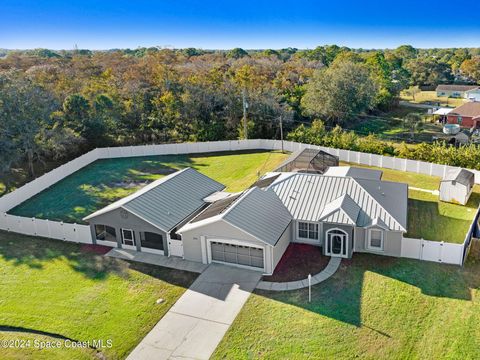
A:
<box><xmin>439</xmin><ymin>168</ymin><xmax>475</xmax><ymax>205</ymax></box>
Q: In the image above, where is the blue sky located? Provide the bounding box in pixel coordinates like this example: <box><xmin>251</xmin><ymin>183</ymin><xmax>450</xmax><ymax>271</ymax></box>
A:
<box><xmin>1</xmin><ymin>0</ymin><xmax>480</xmax><ymax>50</ymax></box>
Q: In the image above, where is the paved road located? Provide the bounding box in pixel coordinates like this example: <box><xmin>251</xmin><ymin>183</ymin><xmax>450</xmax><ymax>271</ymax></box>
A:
<box><xmin>127</xmin><ymin>263</ymin><xmax>262</xmax><ymax>360</ymax></box>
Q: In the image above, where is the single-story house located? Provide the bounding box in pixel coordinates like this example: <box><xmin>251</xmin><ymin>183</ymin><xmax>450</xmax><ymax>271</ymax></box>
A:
<box><xmin>84</xmin><ymin>166</ymin><xmax>408</xmax><ymax>274</ymax></box>
<box><xmin>439</xmin><ymin>168</ymin><xmax>475</xmax><ymax>205</ymax></box>
<box><xmin>447</xmin><ymin>101</ymin><xmax>480</xmax><ymax>128</ymax></box>
<box><xmin>83</xmin><ymin>168</ymin><xmax>225</xmax><ymax>255</ymax></box>
<box><xmin>436</xmin><ymin>84</ymin><xmax>479</xmax><ymax>98</ymax></box>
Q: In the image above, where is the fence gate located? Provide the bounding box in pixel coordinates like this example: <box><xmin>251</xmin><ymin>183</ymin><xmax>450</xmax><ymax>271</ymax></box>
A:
<box><xmin>169</xmin><ymin>239</ymin><xmax>184</xmax><ymax>257</ymax></box>
<box><xmin>421</xmin><ymin>240</ymin><xmax>443</xmax><ymax>262</ymax></box>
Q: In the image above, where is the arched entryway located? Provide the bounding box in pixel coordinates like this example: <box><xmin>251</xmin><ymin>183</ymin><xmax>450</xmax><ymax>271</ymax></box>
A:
<box><xmin>325</xmin><ymin>228</ymin><xmax>348</xmax><ymax>258</ymax></box>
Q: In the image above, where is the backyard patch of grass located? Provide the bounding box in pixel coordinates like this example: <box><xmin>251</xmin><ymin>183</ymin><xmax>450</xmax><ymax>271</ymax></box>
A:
<box><xmin>345</xmin><ymin>106</ymin><xmax>447</xmax><ymax>143</ymax></box>
<box><xmin>0</xmin><ymin>231</ymin><xmax>197</xmax><ymax>360</ymax></box>
<box><xmin>407</xmin><ymin>189</ymin><xmax>479</xmax><ymax>243</ymax></box>
<box><xmin>213</xmin><ymin>254</ymin><xmax>480</xmax><ymax>359</ymax></box>
<box><xmin>9</xmin><ymin>150</ymin><xmax>289</xmax><ymax>224</ymax></box>
<box><xmin>400</xmin><ymin>90</ymin><xmax>466</xmax><ymax>108</ymax></box>
<box><xmin>341</xmin><ymin>162</ymin><xmax>480</xmax><ymax>243</ymax></box>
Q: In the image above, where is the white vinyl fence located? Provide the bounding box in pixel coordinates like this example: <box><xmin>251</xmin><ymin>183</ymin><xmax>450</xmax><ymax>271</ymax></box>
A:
<box><xmin>0</xmin><ymin>139</ymin><xmax>478</xmax><ymax>265</ymax></box>
<box><xmin>400</xmin><ymin>237</ymin><xmax>465</xmax><ymax>265</ymax></box>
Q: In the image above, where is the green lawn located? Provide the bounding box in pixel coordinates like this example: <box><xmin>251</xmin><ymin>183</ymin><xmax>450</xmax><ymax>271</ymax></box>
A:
<box><xmin>341</xmin><ymin>162</ymin><xmax>480</xmax><ymax>243</ymax></box>
<box><xmin>0</xmin><ymin>231</ymin><xmax>197</xmax><ymax>359</ymax></box>
<box><xmin>213</xmin><ymin>254</ymin><xmax>480</xmax><ymax>359</ymax></box>
<box><xmin>400</xmin><ymin>90</ymin><xmax>466</xmax><ymax>108</ymax></box>
<box><xmin>345</xmin><ymin>106</ymin><xmax>448</xmax><ymax>144</ymax></box>
<box><xmin>9</xmin><ymin>150</ymin><xmax>289</xmax><ymax>224</ymax></box>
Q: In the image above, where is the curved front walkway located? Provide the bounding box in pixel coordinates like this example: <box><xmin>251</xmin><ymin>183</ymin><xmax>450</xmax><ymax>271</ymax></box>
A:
<box><xmin>256</xmin><ymin>257</ymin><xmax>342</xmax><ymax>291</ymax></box>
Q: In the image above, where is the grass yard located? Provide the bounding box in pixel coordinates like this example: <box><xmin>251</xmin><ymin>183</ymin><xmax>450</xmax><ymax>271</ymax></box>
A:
<box><xmin>400</xmin><ymin>90</ymin><xmax>466</xmax><ymax>108</ymax></box>
<box><xmin>0</xmin><ymin>231</ymin><xmax>197</xmax><ymax>359</ymax></box>
<box><xmin>341</xmin><ymin>162</ymin><xmax>480</xmax><ymax>243</ymax></box>
<box><xmin>9</xmin><ymin>150</ymin><xmax>289</xmax><ymax>224</ymax></box>
<box><xmin>346</xmin><ymin>106</ymin><xmax>447</xmax><ymax>144</ymax></box>
<box><xmin>213</xmin><ymin>254</ymin><xmax>480</xmax><ymax>359</ymax></box>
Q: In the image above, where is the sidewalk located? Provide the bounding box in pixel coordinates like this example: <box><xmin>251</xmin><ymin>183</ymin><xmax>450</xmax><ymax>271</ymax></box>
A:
<box><xmin>127</xmin><ymin>263</ymin><xmax>262</xmax><ymax>360</ymax></box>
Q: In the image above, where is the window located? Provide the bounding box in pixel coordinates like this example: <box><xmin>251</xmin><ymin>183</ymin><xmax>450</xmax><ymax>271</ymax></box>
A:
<box><xmin>298</xmin><ymin>222</ymin><xmax>319</xmax><ymax>240</ymax></box>
<box><xmin>457</xmin><ymin>116</ymin><xmax>463</xmax><ymax>124</ymax></box>
<box><xmin>367</xmin><ymin>229</ymin><xmax>384</xmax><ymax>251</ymax></box>
<box><xmin>94</xmin><ymin>224</ymin><xmax>116</xmax><ymax>242</ymax></box>
<box><xmin>140</xmin><ymin>232</ymin><xmax>163</xmax><ymax>250</ymax></box>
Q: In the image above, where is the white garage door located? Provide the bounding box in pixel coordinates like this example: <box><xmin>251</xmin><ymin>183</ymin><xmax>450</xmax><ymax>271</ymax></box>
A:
<box><xmin>210</xmin><ymin>241</ymin><xmax>264</xmax><ymax>270</ymax></box>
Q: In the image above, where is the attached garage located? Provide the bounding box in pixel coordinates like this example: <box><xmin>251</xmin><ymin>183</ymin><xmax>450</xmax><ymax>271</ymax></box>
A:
<box><xmin>178</xmin><ymin>187</ymin><xmax>293</xmax><ymax>275</ymax></box>
<box><xmin>210</xmin><ymin>241</ymin><xmax>264</xmax><ymax>269</ymax></box>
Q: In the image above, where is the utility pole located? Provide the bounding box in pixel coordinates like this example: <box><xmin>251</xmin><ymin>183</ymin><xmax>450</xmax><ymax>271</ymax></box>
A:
<box><xmin>279</xmin><ymin>114</ymin><xmax>284</xmax><ymax>153</ymax></box>
<box><xmin>242</xmin><ymin>88</ymin><xmax>248</xmax><ymax>140</ymax></box>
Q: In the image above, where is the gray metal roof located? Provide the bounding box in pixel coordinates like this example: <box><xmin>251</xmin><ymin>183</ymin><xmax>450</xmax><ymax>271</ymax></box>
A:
<box><xmin>319</xmin><ymin>194</ymin><xmax>360</xmax><ymax>225</ymax></box>
<box><xmin>269</xmin><ymin>173</ymin><xmax>407</xmax><ymax>231</ymax></box>
<box><xmin>223</xmin><ymin>187</ymin><xmax>292</xmax><ymax>246</ymax></box>
<box><xmin>84</xmin><ymin>168</ymin><xmax>224</xmax><ymax>231</ymax></box>
<box><xmin>441</xmin><ymin>168</ymin><xmax>474</xmax><ymax>187</ymax></box>
<box><xmin>324</xmin><ymin>166</ymin><xmax>383</xmax><ymax>180</ymax></box>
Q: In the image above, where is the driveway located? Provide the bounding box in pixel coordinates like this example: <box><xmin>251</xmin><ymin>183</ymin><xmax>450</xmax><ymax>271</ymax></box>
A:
<box><xmin>127</xmin><ymin>263</ymin><xmax>262</xmax><ymax>360</ymax></box>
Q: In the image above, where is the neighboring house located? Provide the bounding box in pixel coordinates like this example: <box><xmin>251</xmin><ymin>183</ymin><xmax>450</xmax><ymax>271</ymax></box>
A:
<box><xmin>84</xmin><ymin>166</ymin><xmax>409</xmax><ymax>274</ymax></box>
<box><xmin>465</xmin><ymin>88</ymin><xmax>480</xmax><ymax>102</ymax></box>
<box><xmin>439</xmin><ymin>168</ymin><xmax>475</xmax><ymax>205</ymax></box>
<box><xmin>447</xmin><ymin>102</ymin><xmax>480</xmax><ymax>128</ymax></box>
<box><xmin>83</xmin><ymin>168</ymin><xmax>225</xmax><ymax>255</ymax></box>
<box><xmin>436</xmin><ymin>84</ymin><xmax>479</xmax><ymax>98</ymax></box>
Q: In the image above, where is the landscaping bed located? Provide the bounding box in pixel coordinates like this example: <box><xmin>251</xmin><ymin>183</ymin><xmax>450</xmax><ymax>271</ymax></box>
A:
<box><xmin>213</xmin><ymin>254</ymin><xmax>480</xmax><ymax>359</ymax></box>
<box><xmin>8</xmin><ymin>150</ymin><xmax>289</xmax><ymax>224</ymax></box>
<box><xmin>0</xmin><ymin>231</ymin><xmax>198</xmax><ymax>359</ymax></box>
<box><xmin>262</xmin><ymin>244</ymin><xmax>329</xmax><ymax>282</ymax></box>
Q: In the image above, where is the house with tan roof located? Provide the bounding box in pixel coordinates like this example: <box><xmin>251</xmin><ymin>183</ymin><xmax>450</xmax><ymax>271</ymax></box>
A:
<box><xmin>436</xmin><ymin>84</ymin><xmax>479</xmax><ymax>98</ymax></box>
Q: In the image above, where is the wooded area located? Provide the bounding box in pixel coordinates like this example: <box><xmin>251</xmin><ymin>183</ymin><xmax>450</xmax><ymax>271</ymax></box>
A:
<box><xmin>1</xmin><ymin>45</ymin><xmax>480</xmax><ymax>192</ymax></box>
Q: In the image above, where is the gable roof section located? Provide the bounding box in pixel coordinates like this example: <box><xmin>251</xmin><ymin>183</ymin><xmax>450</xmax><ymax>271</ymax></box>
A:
<box><xmin>436</xmin><ymin>84</ymin><xmax>478</xmax><ymax>92</ymax></box>
<box><xmin>179</xmin><ymin>187</ymin><xmax>292</xmax><ymax>246</ymax></box>
<box><xmin>269</xmin><ymin>173</ymin><xmax>407</xmax><ymax>231</ymax></box>
<box><xmin>449</xmin><ymin>102</ymin><xmax>480</xmax><ymax>118</ymax></box>
<box><xmin>223</xmin><ymin>187</ymin><xmax>292</xmax><ymax>246</ymax></box>
<box><xmin>441</xmin><ymin>168</ymin><xmax>475</xmax><ymax>187</ymax></box>
<box><xmin>318</xmin><ymin>194</ymin><xmax>360</xmax><ymax>225</ymax></box>
<box><xmin>83</xmin><ymin>168</ymin><xmax>225</xmax><ymax>231</ymax></box>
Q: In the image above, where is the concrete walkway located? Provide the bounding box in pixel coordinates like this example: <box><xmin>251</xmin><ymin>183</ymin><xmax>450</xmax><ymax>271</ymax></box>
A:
<box><xmin>106</xmin><ymin>248</ymin><xmax>208</xmax><ymax>273</ymax></box>
<box><xmin>256</xmin><ymin>257</ymin><xmax>342</xmax><ymax>291</ymax></box>
<box><xmin>410</xmin><ymin>186</ymin><xmax>440</xmax><ymax>196</ymax></box>
<box><xmin>127</xmin><ymin>263</ymin><xmax>262</xmax><ymax>360</ymax></box>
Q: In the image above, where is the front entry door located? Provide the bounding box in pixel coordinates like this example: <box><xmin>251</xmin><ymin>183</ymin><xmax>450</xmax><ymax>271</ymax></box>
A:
<box><xmin>121</xmin><ymin>228</ymin><xmax>137</xmax><ymax>250</ymax></box>
<box><xmin>325</xmin><ymin>229</ymin><xmax>348</xmax><ymax>258</ymax></box>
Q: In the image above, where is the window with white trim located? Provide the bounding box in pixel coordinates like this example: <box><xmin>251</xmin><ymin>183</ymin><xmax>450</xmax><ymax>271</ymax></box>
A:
<box><xmin>367</xmin><ymin>228</ymin><xmax>384</xmax><ymax>251</ymax></box>
<box><xmin>298</xmin><ymin>222</ymin><xmax>319</xmax><ymax>240</ymax></box>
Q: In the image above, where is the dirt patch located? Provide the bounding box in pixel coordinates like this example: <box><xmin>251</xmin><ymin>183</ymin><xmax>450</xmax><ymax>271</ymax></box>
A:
<box><xmin>262</xmin><ymin>243</ymin><xmax>330</xmax><ymax>282</ymax></box>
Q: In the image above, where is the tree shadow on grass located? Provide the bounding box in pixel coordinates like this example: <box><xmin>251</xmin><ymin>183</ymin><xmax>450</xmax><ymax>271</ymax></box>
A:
<box><xmin>0</xmin><ymin>230</ymin><xmax>197</xmax><ymax>286</ymax></box>
<box><xmin>255</xmin><ymin>253</ymin><xmax>480</xmax><ymax>329</ymax></box>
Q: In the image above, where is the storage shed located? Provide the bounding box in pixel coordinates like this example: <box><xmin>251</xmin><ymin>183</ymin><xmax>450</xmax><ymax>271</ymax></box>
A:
<box><xmin>439</xmin><ymin>168</ymin><xmax>475</xmax><ymax>205</ymax></box>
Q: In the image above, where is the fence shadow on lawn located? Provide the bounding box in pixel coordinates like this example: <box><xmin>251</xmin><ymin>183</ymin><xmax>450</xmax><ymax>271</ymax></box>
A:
<box><xmin>255</xmin><ymin>253</ymin><xmax>480</xmax><ymax>329</ymax></box>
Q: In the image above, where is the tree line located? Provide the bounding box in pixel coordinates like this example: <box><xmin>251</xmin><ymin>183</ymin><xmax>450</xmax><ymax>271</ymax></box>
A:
<box><xmin>1</xmin><ymin>45</ymin><xmax>480</xmax><ymax>191</ymax></box>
